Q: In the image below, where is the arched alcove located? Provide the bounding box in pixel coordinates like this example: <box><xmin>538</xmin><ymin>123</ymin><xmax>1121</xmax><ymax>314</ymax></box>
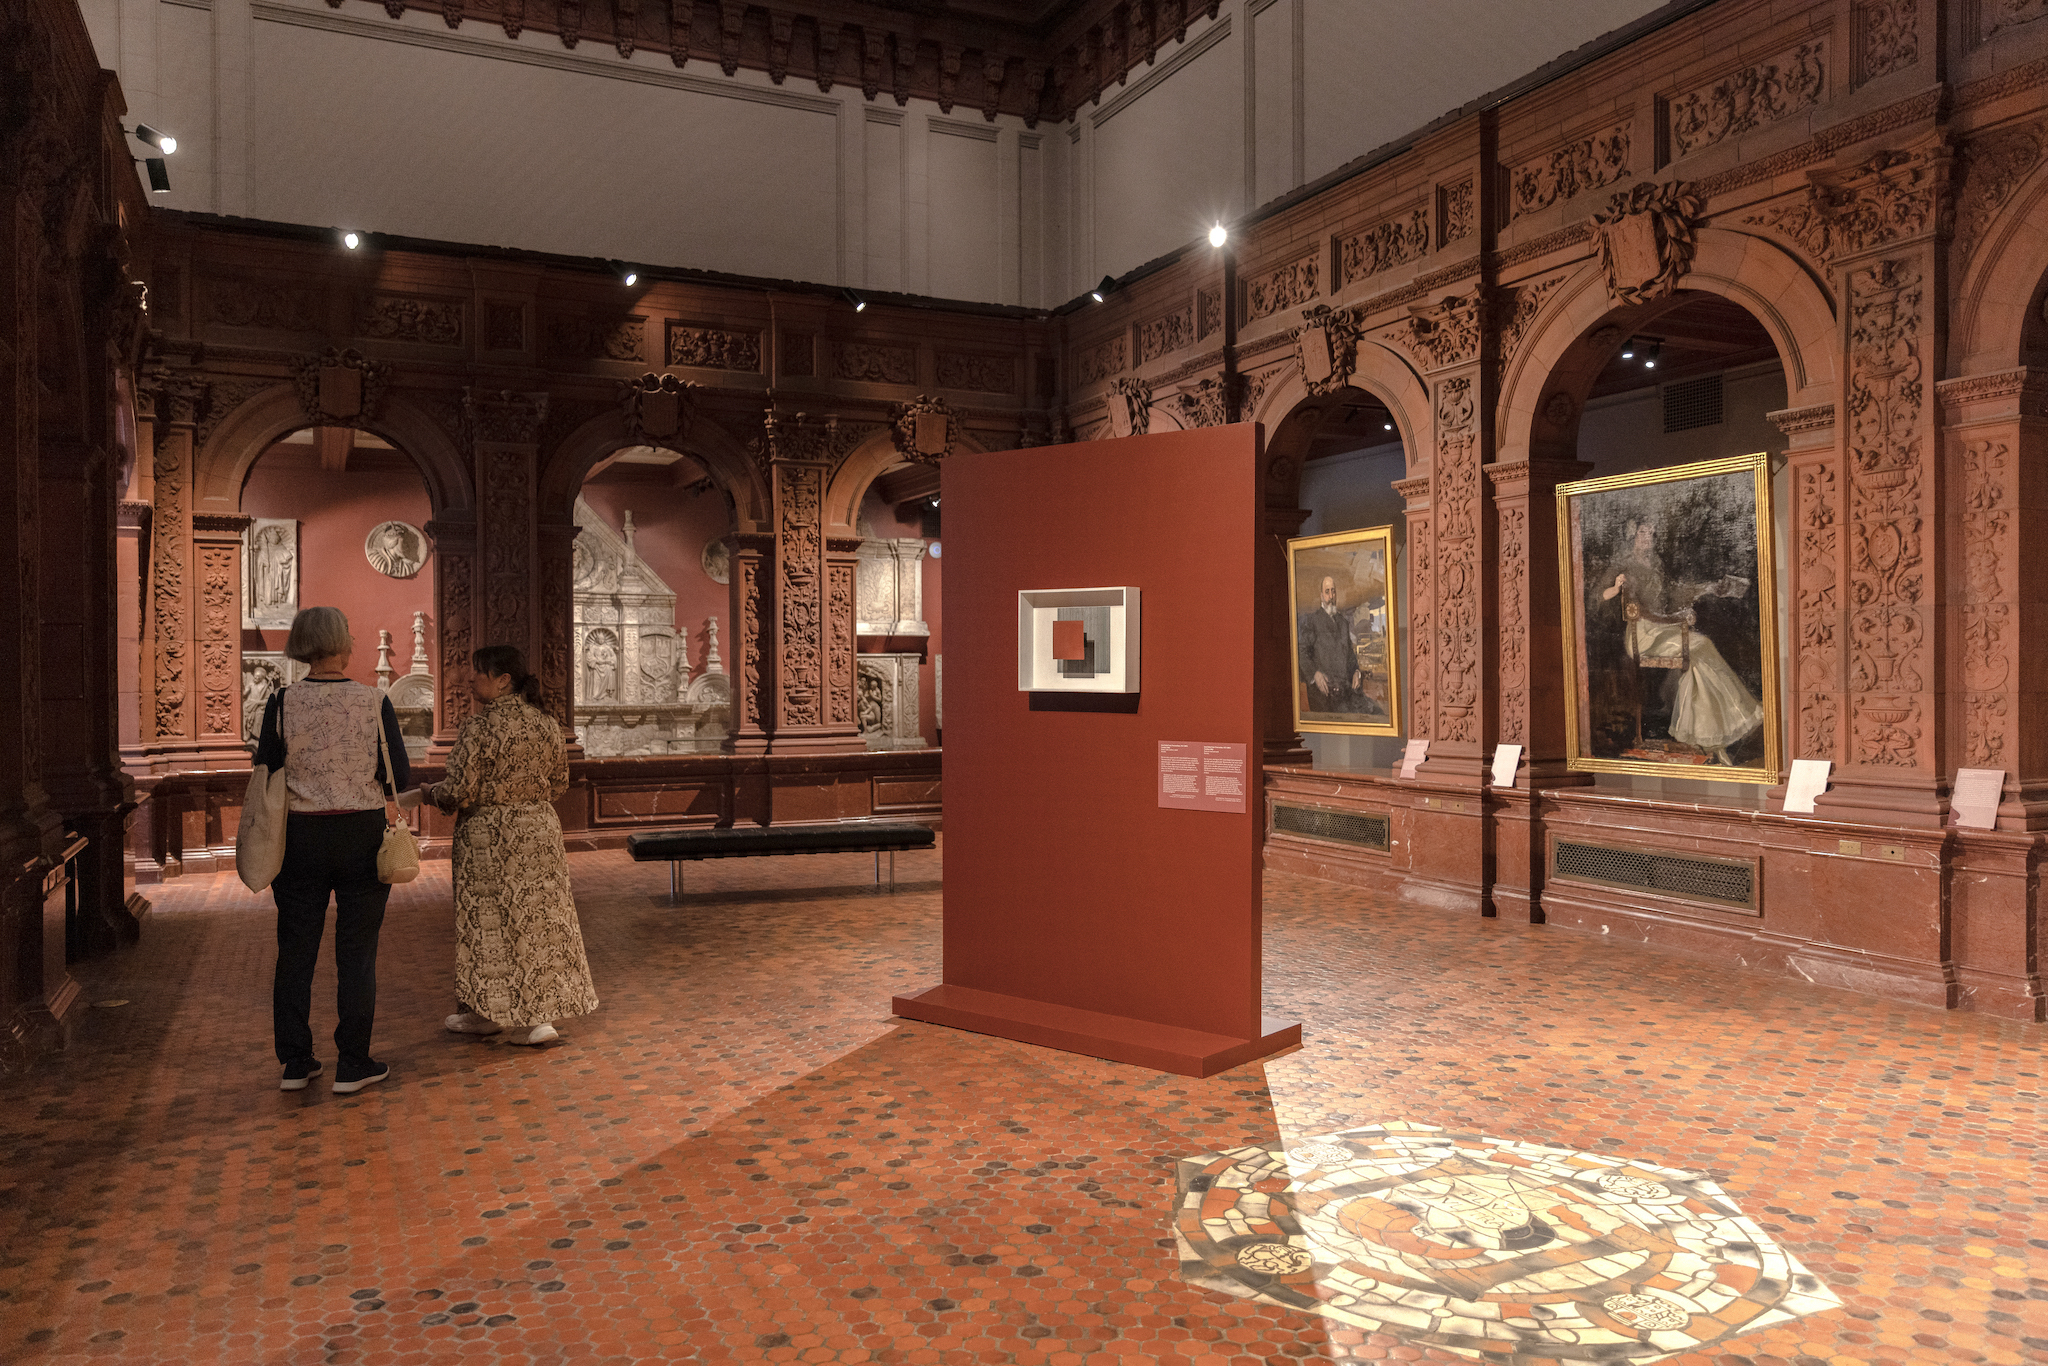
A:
<box><xmin>1950</xmin><ymin>156</ymin><xmax>2048</xmax><ymax>376</ymax></box>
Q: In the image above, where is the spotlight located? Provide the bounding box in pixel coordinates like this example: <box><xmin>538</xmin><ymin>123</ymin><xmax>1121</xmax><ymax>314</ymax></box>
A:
<box><xmin>133</xmin><ymin>124</ymin><xmax>176</xmax><ymax>154</ymax></box>
<box><xmin>1383</xmin><ymin>422</ymin><xmax>1394</xmax><ymax>431</ymax></box>
<box><xmin>607</xmin><ymin>259</ymin><xmax>638</xmax><ymax>286</ymax></box>
<box><xmin>1640</xmin><ymin>339</ymin><xmax>1662</xmax><ymax>369</ymax></box>
<box><xmin>841</xmin><ymin>288</ymin><xmax>867</xmax><ymax>313</ymax></box>
<box><xmin>1620</xmin><ymin>339</ymin><xmax>1636</xmax><ymax>359</ymax></box>
<box><xmin>1208</xmin><ymin>223</ymin><xmax>1228</xmax><ymax>248</ymax></box>
<box><xmin>144</xmin><ymin>158</ymin><xmax>170</xmax><ymax>194</ymax></box>
<box><xmin>342</xmin><ymin>231</ymin><xmax>360</xmax><ymax>250</ymax></box>
<box><xmin>1090</xmin><ymin>274</ymin><xmax>1116</xmax><ymax>304</ymax></box>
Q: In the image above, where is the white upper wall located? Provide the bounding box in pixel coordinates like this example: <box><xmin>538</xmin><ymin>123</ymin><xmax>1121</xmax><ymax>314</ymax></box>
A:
<box><xmin>83</xmin><ymin>0</ymin><xmax>1667</xmax><ymax>308</ymax></box>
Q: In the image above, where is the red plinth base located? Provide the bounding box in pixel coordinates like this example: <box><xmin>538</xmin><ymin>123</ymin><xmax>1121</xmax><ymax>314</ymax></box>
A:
<box><xmin>891</xmin><ymin>983</ymin><xmax>1300</xmax><ymax>1078</ymax></box>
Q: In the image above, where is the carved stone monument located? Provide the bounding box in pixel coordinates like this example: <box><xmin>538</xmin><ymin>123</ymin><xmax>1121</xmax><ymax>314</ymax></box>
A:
<box><xmin>857</xmin><ymin>654</ymin><xmax>925</xmax><ymax>750</ymax></box>
<box><xmin>854</xmin><ymin>533</ymin><xmax>931</xmax><ymax>750</ymax></box>
<box><xmin>243</xmin><ymin>518</ymin><xmax>299</xmax><ymax>629</ymax></box>
<box><xmin>365</xmin><ymin>520</ymin><xmax>427</xmax><ymax>578</ymax></box>
<box><xmin>240</xmin><ymin>651</ymin><xmax>309</xmax><ymax>745</ymax></box>
<box><xmin>571</xmin><ymin>496</ymin><xmax>730</xmax><ymax>754</ymax></box>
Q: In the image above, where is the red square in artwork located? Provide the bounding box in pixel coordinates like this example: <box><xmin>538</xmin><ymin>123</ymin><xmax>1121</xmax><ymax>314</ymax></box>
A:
<box><xmin>1051</xmin><ymin>620</ymin><xmax>1086</xmax><ymax>660</ymax></box>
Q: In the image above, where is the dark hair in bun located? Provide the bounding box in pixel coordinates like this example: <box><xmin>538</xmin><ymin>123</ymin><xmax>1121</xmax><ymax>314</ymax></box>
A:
<box><xmin>472</xmin><ymin>644</ymin><xmax>545</xmax><ymax>707</ymax></box>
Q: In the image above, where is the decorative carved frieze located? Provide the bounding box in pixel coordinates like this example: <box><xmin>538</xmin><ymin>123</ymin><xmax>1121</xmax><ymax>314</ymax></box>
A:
<box><xmin>1951</xmin><ymin>119</ymin><xmax>2047</xmax><ymax>272</ymax></box>
<box><xmin>149</xmin><ymin>390</ymin><xmax>193</xmax><ymax>740</ymax></box>
<box><xmin>1337</xmin><ymin>207</ymin><xmax>1429</xmax><ymax>288</ymax></box>
<box><xmin>199</xmin><ymin>546</ymin><xmax>239</xmax><ymax>739</ymax></box>
<box><xmin>193</xmin><ymin>380</ymin><xmax>272</xmax><ymax>457</ymax></box>
<box><xmin>545</xmin><ymin>313</ymin><xmax>645</xmax><ymax>362</ymax></box>
<box><xmin>1174</xmin><ymin>376</ymin><xmax>1232</xmax><ymax>429</ymax></box>
<box><xmin>1383</xmin><ymin>291</ymin><xmax>1481</xmax><ymax>372</ymax></box>
<box><xmin>1107</xmin><ymin>377</ymin><xmax>1151</xmax><ymax>437</ymax></box>
<box><xmin>437</xmin><ymin>540</ymin><xmax>475</xmax><ymax>728</ymax></box>
<box><xmin>1137</xmin><ymin>306</ymin><xmax>1195</xmax><ymax>365</ymax></box>
<box><xmin>892</xmin><ymin>394</ymin><xmax>957</xmax><ymax>464</ymax></box>
<box><xmin>1982</xmin><ymin>0</ymin><xmax>2048</xmax><ymax>40</ymax></box>
<box><xmin>1794</xmin><ymin>461</ymin><xmax>1841</xmax><ymax>748</ymax></box>
<box><xmin>206</xmin><ymin>279</ymin><xmax>321</xmax><ymax>332</ymax></box>
<box><xmin>1197</xmin><ymin>288</ymin><xmax>1223</xmax><ymax>339</ymax></box>
<box><xmin>838</xmin><ymin>340</ymin><xmax>917</xmax><ymax>384</ymax></box>
<box><xmin>293</xmin><ymin>346</ymin><xmax>390</xmax><ymax>425</ymax></box>
<box><xmin>1495</xmin><ymin>276</ymin><xmax>1566</xmax><ymax>379</ymax></box>
<box><xmin>827</xmin><ymin>561</ymin><xmax>856</xmax><ymax>727</ymax></box>
<box><xmin>935</xmin><ymin>351</ymin><xmax>1013</xmax><ymax>392</ymax></box>
<box><xmin>1291</xmin><ymin>304</ymin><xmax>1363</xmax><ymax>397</ymax></box>
<box><xmin>1242</xmin><ymin>256</ymin><xmax>1319</xmax><ymax>323</ymax></box>
<box><xmin>1439</xmin><ymin>179</ymin><xmax>1474</xmax><ymax>247</ymax></box>
<box><xmin>463</xmin><ymin>388</ymin><xmax>550</xmax><ymax>446</ymax></box>
<box><xmin>618</xmin><ymin>372</ymin><xmax>698</xmax><ymax>445</ymax></box>
<box><xmin>1592</xmin><ymin>181</ymin><xmax>1705</xmax><ymax>306</ymax></box>
<box><xmin>1844</xmin><ymin>258</ymin><xmax>1929</xmax><ymax>770</ymax></box>
<box><xmin>666</xmin><ymin>321</ymin><xmax>763</xmax><ymax>372</ymax></box>
<box><xmin>1855</xmin><ymin>0</ymin><xmax>1918</xmax><ymax>84</ymax></box>
<box><xmin>1495</xmin><ymin>500</ymin><xmax>1529</xmax><ymax>745</ymax></box>
<box><xmin>359</xmin><ymin>295</ymin><xmax>463</xmax><ymax>345</ymax></box>
<box><xmin>1745</xmin><ymin>147</ymin><xmax>1949</xmax><ymax>268</ymax></box>
<box><xmin>1507</xmin><ymin>122</ymin><xmax>1631</xmax><ymax>219</ymax></box>
<box><xmin>1666</xmin><ymin>41</ymin><xmax>1825</xmax><ymax>161</ymax></box>
<box><xmin>484</xmin><ymin>302</ymin><xmax>525</xmax><ymax>351</ymax></box>
<box><xmin>1077</xmin><ymin>335</ymin><xmax>1126</xmax><ymax>384</ymax></box>
<box><xmin>776</xmin><ymin>463</ymin><xmax>825</xmax><ymax>728</ymax></box>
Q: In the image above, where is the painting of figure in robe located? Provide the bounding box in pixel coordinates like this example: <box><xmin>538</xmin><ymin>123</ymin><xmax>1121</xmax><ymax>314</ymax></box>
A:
<box><xmin>1557</xmin><ymin>452</ymin><xmax>1781</xmax><ymax>784</ymax></box>
<box><xmin>1286</xmin><ymin>525</ymin><xmax>1400</xmax><ymax>737</ymax></box>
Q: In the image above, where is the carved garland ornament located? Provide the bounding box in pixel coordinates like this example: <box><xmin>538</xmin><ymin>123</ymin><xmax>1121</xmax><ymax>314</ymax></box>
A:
<box><xmin>1291</xmin><ymin>305</ymin><xmax>1364</xmax><ymax>397</ymax></box>
<box><xmin>293</xmin><ymin>347</ymin><xmax>391</xmax><ymax>426</ymax></box>
<box><xmin>1592</xmin><ymin>181</ymin><xmax>1705</xmax><ymax>307</ymax></box>
<box><xmin>892</xmin><ymin>395</ymin><xmax>957</xmax><ymax>465</ymax></box>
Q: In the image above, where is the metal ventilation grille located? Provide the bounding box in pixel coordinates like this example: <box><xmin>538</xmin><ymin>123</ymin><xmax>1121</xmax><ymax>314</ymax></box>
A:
<box><xmin>1663</xmin><ymin>374</ymin><xmax>1724</xmax><ymax>432</ymax></box>
<box><xmin>1551</xmin><ymin>837</ymin><xmax>1757</xmax><ymax>911</ymax></box>
<box><xmin>1273</xmin><ymin>804</ymin><xmax>1390</xmax><ymax>852</ymax></box>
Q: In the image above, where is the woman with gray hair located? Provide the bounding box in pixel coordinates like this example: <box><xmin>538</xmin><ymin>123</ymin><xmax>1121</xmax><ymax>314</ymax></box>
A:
<box><xmin>252</xmin><ymin>606</ymin><xmax>411</xmax><ymax>1093</ymax></box>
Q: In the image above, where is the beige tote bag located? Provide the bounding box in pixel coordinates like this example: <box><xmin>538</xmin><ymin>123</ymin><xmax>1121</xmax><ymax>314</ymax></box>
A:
<box><xmin>376</xmin><ymin>715</ymin><xmax>421</xmax><ymax>884</ymax></box>
<box><xmin>235</xmin><ymin>762</ymin><xmax>290</xmax><ymax>892</ymax></box>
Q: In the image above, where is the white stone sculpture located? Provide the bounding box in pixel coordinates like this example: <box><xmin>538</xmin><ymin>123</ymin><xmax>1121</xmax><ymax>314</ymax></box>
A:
<box><xmin>240</xmin><ymin>651</ymin><xmax>309</xmax><ymax>745</ymax></box>
<box><xmin>243</xmin><ymin>518</ymin><xmax>299</xmax><ymax>629</ymax></box>
<box><xmin>410</xmin><ymin>611</ymin><xmax>429</xmax><ymax>673</ymax></box>
<box><xmin>365</xmin><ymin>520</ymin><xmax>426</xmax><ymax>578</ymax></box>
<box><xmin>570</xmin><ymin>498</ymin><xmax>731</xmax><ymax>755</ymax></box>
<box><xmin>856</xmin><ymin>537</ymin><xmax>930</xmax><ymax>637</ymax></box>
<box><xmin>375</xmin><ymin>629</ymin><xmax>395</xmax><ymax>689</ymax></box>
<box><xmin>701</xmin><ymin>538</ymin><xmax>730</xmax><ymax>585</ymax></box>
<box><xmin>857</xmin><ymin>654</ymin><xmax>926</xmax><ymax>751</ymax></box>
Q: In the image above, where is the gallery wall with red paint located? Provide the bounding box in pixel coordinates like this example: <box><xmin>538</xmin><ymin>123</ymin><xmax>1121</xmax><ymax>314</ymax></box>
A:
<box><xmin>241</xmin><ymin>442</ymin><xmax>438</xmax><ymax>692</ymax></box>
<box><xmin>861</xmin><ymin>488</ymin><xmax>942</xmax><ymax>747</ymax></box>
<box><xmin>578</xmin><ymin>459</ymin><xmax>732</xmax><ymax>680</ymax></box>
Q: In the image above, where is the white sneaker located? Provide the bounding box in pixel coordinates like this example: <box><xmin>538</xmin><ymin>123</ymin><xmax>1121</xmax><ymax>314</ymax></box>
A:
<box><xmin>445</xmin><ymin>1012</ymin><xmax>503</xmax><ymax>1035</ymax></box>
<box><xmin>506</xmin><ymin>1023</ymin><xmax>558</xmax><ymax>1046</ymax></box>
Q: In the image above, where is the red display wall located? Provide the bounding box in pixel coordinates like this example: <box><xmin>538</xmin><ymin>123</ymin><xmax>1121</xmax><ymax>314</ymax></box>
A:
<box><xmin>892</xmin><ymin>425</ymin><xmax>1298</xmax><ymax>1076</ymax></box>
<box><xmin>242</xmin><ymin>445</ymin><xmax>438</xmax><ymax>688</ymax></box>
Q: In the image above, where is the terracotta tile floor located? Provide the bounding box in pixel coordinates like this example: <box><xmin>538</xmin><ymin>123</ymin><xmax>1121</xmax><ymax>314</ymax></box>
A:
<box><xmin>1</xmin><ymin>844</ymin><xmax>2044</xmax><ymax>1365</ymax></box>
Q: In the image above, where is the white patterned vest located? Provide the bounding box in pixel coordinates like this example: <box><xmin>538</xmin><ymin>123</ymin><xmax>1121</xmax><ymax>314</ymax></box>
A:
<box><xmin>280</xmin><ymin>681</ymin><xmax>388</xmax><ymax>812</ymax></box>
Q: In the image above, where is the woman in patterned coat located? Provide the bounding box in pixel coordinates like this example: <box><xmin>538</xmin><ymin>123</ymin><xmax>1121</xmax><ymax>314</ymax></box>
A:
<box><xmin>424</xmin><ymin>645</ymin><xmax>598</xmax><ymax>1045</ymax></box>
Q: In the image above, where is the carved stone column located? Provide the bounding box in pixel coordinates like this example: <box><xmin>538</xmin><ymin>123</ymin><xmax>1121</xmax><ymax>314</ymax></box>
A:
<box><xmin>426</xmin><ymin>518</ymin><xmax>477</xmax><ymax>750</ymax></box>
<box><xmin>1936</xmin><ymin>369</ymin><xmax>2048</xmax><ymax>825</ymax></box>
<box><xmin>1485</xmin><ymin>455</ymin><xmax>1591</xmax><ymax>923</ymax></box>
<box><xmin>537</xmin><ymin>519</ymin><xmax>579</xmax><ymax>736</ymax></box>
<box><xmin>190</xmin><ymin>514</ymin><xmax>253</xmax><ymax>760</ymax></box>
<box><xmin>766</xmin><ymin>457</ymin><xmax>862</xmax><ymax>754</ymax></box>
<box><xmin>827</xmin><ymin>535</ymin><xmax>861</xmax><ymax>739</ymax></box>
<box><xmin>148</xmin><ymin>381</ymin><xmax>201</xmax><ymax>750</ymax></box>
<box><xmin>1775</xmin><ymin>403</ymin><xmax>1846</xmax><ymax>781</ymax></box>
<box><xmin>464</xmin><ymin>389</ymin><xmax>548</xmax><ymax>666</ymax></box>
<box><xmin>724</xmin><ymin>531</ymin><xmax>774</xmax><ymax>756</ymax></box>
<box><xmin>1825</xmin><ymin>250</ymin><xmax>1947</xmax><ymax>826</ymax></box>
<box><xmin>1394</xmin><ymin>476</ymin><xmax>1433</xmax><ymax>743</ymax></box>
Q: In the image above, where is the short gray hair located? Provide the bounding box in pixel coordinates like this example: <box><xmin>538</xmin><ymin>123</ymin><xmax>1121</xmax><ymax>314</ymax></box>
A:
<box><xmin>284</xmin><ymin>606</ymin><xmax>353</xmax><ymax>663</ymax></box>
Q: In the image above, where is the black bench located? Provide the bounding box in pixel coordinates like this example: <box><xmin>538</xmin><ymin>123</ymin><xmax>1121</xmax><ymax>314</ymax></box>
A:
<box><xmin>626</xmin><ymin>823</ymin><xmax>937</xmax><ymax>901</ymax></box>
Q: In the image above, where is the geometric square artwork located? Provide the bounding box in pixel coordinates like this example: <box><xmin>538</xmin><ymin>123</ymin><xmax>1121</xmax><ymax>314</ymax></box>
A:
<box><xmin>1051</xmin><ymin>618</ymin><xmax>1086</xmax><ymax>660</ymax></box>
<box><xmin>1055</xmin><ymin>605</ymin><xmax>1110</xmax><ymax>677</ymax></box>
<box><xmin>1175</xmin><ymin>1122</ymin><xmax>1840</xmax><ymax>1363</ymax></box>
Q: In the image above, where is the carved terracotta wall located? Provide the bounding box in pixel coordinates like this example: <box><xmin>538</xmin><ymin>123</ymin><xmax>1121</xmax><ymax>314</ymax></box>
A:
<box><xmin>773</xmin><ymin>461</ymin><xmax>826</xmax><ymax>729</ymax></box>
<box><xmin>430</xmin><ymin>521</ymin><xmax>477</xmax><ymax>739</ymax></box>
<box><xmin>149</xmin><ymin>388</ymin><xmax>197</xmax><ymax>744</ymax></box>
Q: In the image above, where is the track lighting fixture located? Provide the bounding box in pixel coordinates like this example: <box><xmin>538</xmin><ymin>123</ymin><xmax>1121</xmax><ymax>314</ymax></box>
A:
<box><xmin>1620</xmin><ymin>336</ymin><xmax>1663</xmax><ymax>368</ymax></box>
<box><xmin>607</xmin><ymin>260</ymin><xmax>638</xmax><ymax>286</ymax></box>
<box><xmin>1090</xmin><ymin>275</ymin><xmax>1116</xmax><ymax>304</ymax></box>
<box><xmin>144</xmin><ymin>158</ymin><xmax>171</xmax><ymax>194</ymax></box>
<box><xmin>1208</xmin><ymin>223</ymin><xmax>1228</xmax><ymax>248</ymax></box>
<box><xmin>133</xmin><ymin>124</ymin><xmax>177</xmax><ymax>154</ymax></box>
<box><xmin>841</xmin><ymin>288</ymin><xmax>867</xmax><ymax>312</ymax></box>
<box><xmin>1383</xmin><ymin>422</ymin><xmax>1394</xmax><ymax>432</ymax></box>
<box><xmin>1620</xmin><ymin>339</ymin><xmax>1636</xmax><ymax>359</ymax></box>
<box><xmin>342</xmin><ymin>231</ymin><xmax>361</xmax><ymax>250</ymax></box>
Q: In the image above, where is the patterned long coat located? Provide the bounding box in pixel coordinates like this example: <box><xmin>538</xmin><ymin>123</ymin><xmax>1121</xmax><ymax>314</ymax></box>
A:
<box><xmin>427</xmin><ymin>696</ymin><xmax>598</xmax><ymax>1028</ymax></box>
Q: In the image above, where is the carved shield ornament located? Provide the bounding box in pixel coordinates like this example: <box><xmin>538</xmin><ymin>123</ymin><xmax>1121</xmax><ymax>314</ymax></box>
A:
<box><xmin>1107</xmin><ymin>378</ymin><xmax>1151</xmax><ymax>438</ymax></box>
<box><xmin>1592</xmin><ymin>182</ymin><xmax>1706</xmax><ymax>306</ymax></box>
<box><xmin>1292</xmin><ymin>304</ymin><xmax>1363</xmax><ymax>396</ymax></box>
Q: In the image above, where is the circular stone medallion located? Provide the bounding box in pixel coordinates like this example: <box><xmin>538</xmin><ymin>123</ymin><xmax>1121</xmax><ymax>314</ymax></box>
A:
<box><xmin>701</xmin><ymin>538</ymin><xmax>731</xmax><ymax>585</ymax></box>
<box><xmin>365</xmin><ymin>520</ymin><xmax>427</xmax><ymax>579</ymax></box>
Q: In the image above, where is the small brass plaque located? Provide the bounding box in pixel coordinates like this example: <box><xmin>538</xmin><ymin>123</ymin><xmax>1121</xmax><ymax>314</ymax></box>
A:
<box><xmin>1878</xmin><ymin>845</ymin><xmax>1905</xmax><ymax>861</ymax></box>
<box><xmin>1837</xmin><ymin>839</ymin><xmax>1862</xmax><ymax>855</ymax></box>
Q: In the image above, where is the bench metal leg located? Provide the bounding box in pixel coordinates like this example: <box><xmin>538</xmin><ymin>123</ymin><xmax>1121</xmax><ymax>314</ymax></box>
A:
<box><xmin>670</xmin><ymin>860</ymin><xmax>680</xmax><ymax>903</ymax></box>
<box><xmin>890</xmin><ymin>850</ymin><xmax>896</xmax><ymax>892</ymax></box>
<box><xmin>874</xmin><ymin>851</ymin><xmax>881</xmax><ymax>890</ymax></box>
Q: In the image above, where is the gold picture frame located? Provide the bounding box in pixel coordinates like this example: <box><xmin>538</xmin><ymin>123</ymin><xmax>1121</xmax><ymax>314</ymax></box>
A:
<box><xmin>1286</xmin><ymin>524</ymin><xmax>1401</xmax><ymax>737</ymax></box>
<box><xmin>1556</xmin><ymin>452</ymin><xmax>1780</xmax><ymax>784</ymax></box>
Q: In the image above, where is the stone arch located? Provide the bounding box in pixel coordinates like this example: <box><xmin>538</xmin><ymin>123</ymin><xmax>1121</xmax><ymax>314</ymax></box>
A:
<box><xmin>1951</xmin><ymin>155</ymin><xmax>2048</xmax><ymax>376</ymax></box>
<box><xmin>539</xmin><ymin>408</ymin><xmax>768</xmax><ymax>533</ymax></box>
<box><xmin>195</xmin><ymin>384</ymin><xmax>471</xmax><ymax>517</ymax></box>
<box><xmin>1497</xmin><ymin>227</ymin><xmax>1838</xmax><ymax>462</ymax></box>
<box><xmin>824</xmin><ymin>423</ymin><xmax>987</xmax><ymax>535</ymax></box>
<box><xmin>1251</xmin><ymin>339</ymin><xmax>1430</xmax><ymax>507</ymax></box>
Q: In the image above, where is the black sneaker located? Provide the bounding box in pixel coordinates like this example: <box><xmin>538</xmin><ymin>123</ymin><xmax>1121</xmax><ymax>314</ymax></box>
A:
<box><xmin>280</xmin><ymin>1060</ymin><xmax>322</xmax><ymax>1091</ymax></box>
<box><xmin>332</xmin><ymin>1060</ymin><xmax>389</xmax><ymax>1094</ymax></box>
